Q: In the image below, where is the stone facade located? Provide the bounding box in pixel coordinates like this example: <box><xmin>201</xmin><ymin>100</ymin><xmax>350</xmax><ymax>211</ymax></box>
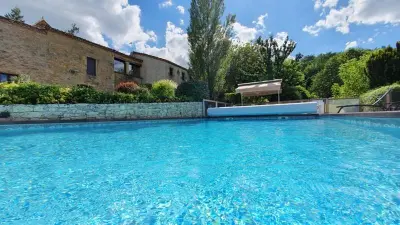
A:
<box><xmin>131</xmin><ymin>53</ymin><xmax>188</xmax><ymax>85</ymax></box>
<box><xmin>0</xmin><ymin>17</ymin><xmax>188</xmax><ymax>91</ymax></box>
<box><xmin>0</xmin><ymin>102</ymin><xmax>203</xmax><ymax>121</ymax></box>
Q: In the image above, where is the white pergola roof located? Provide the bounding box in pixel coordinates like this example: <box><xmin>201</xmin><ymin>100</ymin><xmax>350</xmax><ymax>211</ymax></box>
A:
<box><xmin>235</xmin><ymin>79</ymin><xmax>282</xmax><ymax>97</ymax></box>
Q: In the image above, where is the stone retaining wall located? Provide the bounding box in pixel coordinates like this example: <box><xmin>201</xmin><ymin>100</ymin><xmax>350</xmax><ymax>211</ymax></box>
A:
<box><xmin>0</xmin><ymin>102</ymin><xmax>204</xmax><ymax>121</ymax></box>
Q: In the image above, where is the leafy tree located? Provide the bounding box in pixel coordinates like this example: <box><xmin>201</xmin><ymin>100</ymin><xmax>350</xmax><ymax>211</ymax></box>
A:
<box><xmin>309</xmin><ymin>49</ymin><xmax>371</xmax><ymax>98</ymax></box>
<box><xmin>310</xmin><ymin>55</ymin><xmax>345</xmax><ymax>98</ymax></box>
<box><xmin>66</xmin><ymin>23</ymin><xmax>80</xmax><ymax>35</ymax></box>
<box><xmin>5</xmin><ymin>7</ymin><xmax>24</xmax><ymax>23</ymax></box>
<box><xmin>187</xmin><ymin>0</ymin><xmax>235</xmax><ymax>99</ymax></box>
<box><xmin>366</xmin><ymin>46</ymin><xmax>400</xmax><ymax>88</ymax></box>
<box><xmin>300</xmin><ymin>53</ymin><xmax>336</xmax><ymax>89</ymax></box>
<box><xmin>255</xmin><ymin>35</ymin><xmax>296</xmax><ymax>80</ymax></box>
<box><xmin>273</xmin><ymin>59</ymin><xmax>307</xmax><ymax>101</ymax></box>
<box><xmin>332</xmin><ymin>53</ymin><xmax>371</xmax><ymax>98</ymax></box>
<box><xmin>222</xmin><ymin>44</ymin><xmax>265</xmax><ymax>92</ymax></box>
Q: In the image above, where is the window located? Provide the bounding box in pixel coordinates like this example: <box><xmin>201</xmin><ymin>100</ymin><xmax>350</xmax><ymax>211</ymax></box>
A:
<box><xmin>181</xmin><ymin>72</ymin><xmax>186</xmax><ymax>81</ymax></box>
<box><xmin>0</xmin><ymin>73</ymin><xmax>15</xmax><ymax>83</ymax></box>
<box><xmin>114</xmin><ymin>58</ymin><xmax>125</xmax><ymax>73</ymax></box>
<box><xmin>128</xmin><ymin>63</ymin><xmax>140</xmax><ymax>77</ymax></box>
<box><xmin>87</xmin><ymin>57</ymin><xmax>96</xmax><ymax>76</ymax></box>
<box><xmin>169</xmin><ymin>67</ymin><xmax>174</xmax><ymax>77</ymax></box>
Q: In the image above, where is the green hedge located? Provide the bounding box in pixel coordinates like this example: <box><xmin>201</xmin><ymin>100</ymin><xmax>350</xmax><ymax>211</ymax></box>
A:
<box><xmin>360</xmin><ymin>83</ymin><xmax>400</xmax><ymax>105</ymax></box>
<box><xmin>0</xmin><ymin>82</ymin><xmax>186</xmax><ymax>105</ymax></box>
<box><xmin>176</xmin><ymin>81</ymin><xmax>209</xmax><ymax>101</ymax></box>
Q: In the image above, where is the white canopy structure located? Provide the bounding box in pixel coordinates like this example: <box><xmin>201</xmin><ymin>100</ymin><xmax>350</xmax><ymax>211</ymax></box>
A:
<box><xmin>235</xmin><ymin>79</ymin><xmax>282</xmax><ymax>104</ymax></box>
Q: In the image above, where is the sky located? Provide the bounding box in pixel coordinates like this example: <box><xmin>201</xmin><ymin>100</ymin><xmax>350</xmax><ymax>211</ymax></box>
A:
<box><xmin>0</xmin><ymin>0</ymin><xmax>399</xmax><ymax>68</ymax></box>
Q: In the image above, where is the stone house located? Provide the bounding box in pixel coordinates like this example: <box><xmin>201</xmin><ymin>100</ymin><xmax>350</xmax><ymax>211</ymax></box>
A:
<box><xmin>0</xmin><ymin>16</ymin><xmax>188</xmax><ymax>92</ymax></box>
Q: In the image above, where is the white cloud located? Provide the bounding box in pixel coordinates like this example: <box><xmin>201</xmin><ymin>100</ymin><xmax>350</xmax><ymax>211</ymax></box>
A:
<box><xmin>274</xmin><ymin>32</ymin><xmax>290</xmax><ymax>47</ymax></box>
<box><xmin>305</xmin><ymin>0</ymin><xmax>400</xmax><ymax>36</ymax></box>
<box><xmin>233</xmin><ymin>13</ymin><xmax>270</xmax><ymax>44</ymax></box>
<box><xmin>135</xmin><ymin>22</ymin><xmax>189</xmax><ymax>67</ymax></box>
<box><xmin>314</xmin><ymin>0</ymin><xmax>339</xmax><ymax>9</ymax></box>
<box><xmin>177</xmin><ymin>5</ymin><xmax>185</xmax><ymax>14</ymax></box>
<box><xmin>252</xmin><ymin>13</ymin><xmax>268</xmax><ymax>29</ymax></box>
<box><xmin>0</xmin><ymin>0</ymin><xmax>157</xmax><ymax>51</ymax></box>
<box><xmin>345</xmin><ymin>41</ymin><xmax>358</xmax><ymax>50</ymax></box>
<box><xmin>232</xmin><ymin>22</ymin><xmax>259</xmax><ymax>43</ymax></box>
<box><xmin>159</xmin><ymin>0</ymin><xmax>173</xmax><ymax>8</ymax></box>
<box><xmin>180</xmin><ymin>19</ymin><xmax>184</xmax><ymax>26</ymax></box>
<box><xmin>362</xmin><ymin>37</ymin><xmax>374</xmax><ymax>44</ymax></box>
<box><xmin>302</xmin><ymin>25</ymin><xmax>321</xmax><ymax>36</ymax></box>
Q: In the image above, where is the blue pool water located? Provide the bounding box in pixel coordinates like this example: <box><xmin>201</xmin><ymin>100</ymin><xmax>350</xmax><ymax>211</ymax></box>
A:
<box><xmin>0</xmin><ymin>117</ymin><xmax>400</xmax><ymax>224</ymax></box>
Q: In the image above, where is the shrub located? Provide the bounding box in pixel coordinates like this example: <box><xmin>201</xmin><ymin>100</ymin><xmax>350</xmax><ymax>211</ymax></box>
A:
<box><xmin>116</xmin><ymin>82</ymin><xmax>140</xmax><ymax>94</ymax></box>
<box><xmin>176</xmin><ymin>81</ymin><xmax>209</xmax><ymax>101</ymax></box>
<box><xmin>360</xmin><ymin>83</ymin><xmax>400</xmax><ymax>105</ymax></box>
<box><xmin>296</xmin><ymin>86</ymin><xmax>312</xmax><ymax>99</ymax></box>
<box><xmin>111</xmin><ymin>92</ymin><xmax>138</xmax><ymax>104</ymax></box>
<box><xmin>135</xmin><ymin>88</ymin><xmax>154</xmax><ymax>103</ymax></box>
<box><xmin>0</xmin><ymin>82</ymin><xmax>67</xmax><ymax>104</ymax></box>
<box><xmin>151</xmin><ymin>80</ymin><xmax>177</xmax><ymax>101</ymax></box>
<box><xmin>278</xmin><ymin>86</ymin><xmax>312</xmax><ymax>101</ymax></box>
<box><xmin>224</xmin><ymin>92</ymin><xmax>241</xmax><ymax>104</ymax></box>
<box><xmin>67</xmin><ymin>85</ymin><xmax>99</xmax><ymax>103</ymax></box>
<box><xmin>0</xmin><ymin>111</ymin><xmax>10</xmax><ymax>118</ymax></box>
<box><xmin>140</xmin><ymin>83</ymin><xmax>152</xmax><ymax>90</ymax></box>
<box><xmin>0</xmin><ymin>82</ymin><xmax>187</xmax><ymax>105</ymax></box>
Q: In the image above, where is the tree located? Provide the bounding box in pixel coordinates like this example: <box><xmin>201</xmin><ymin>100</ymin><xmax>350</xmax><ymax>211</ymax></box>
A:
<box><xmin>66</xmin><ymin>23</ymin><xmax>80</xmax><ymax>35</ymax></box>
<box><xmin>255</xmin><ymin>35</ymin><xmax>296</xmax><ymax>80</ymax></box>
<box><xmin>187</xmin><ymin>0</ymin><xmax>235</xmax><ymax>99</ymax></box>
<box><xmin>310</xmin><ymin>55</ymin><xmax>345</xmax><ymax>98</ymax></box>
<box><xmin>397</xmin><ymin>41</ymin><xmax>400</xmax><ymax>56</ymax></box>
<box><xmin>300</xmin><ymin>53</ymin><xmax>336</xmax><ymax>89</ymax></box>
<box><xmin>295</xmin><ymin>53</ymin><xmax>304</xmax><ymax>61</ymax></box>
<box><xmin>273</xmin><ymin>59</ymin><xmax>308</xmax><ymax>101</ymax></box>
<box><xmin>222</xmin><ymin>44</ymin><xmax>265</xmax><ymax>92</ymax></box>
<box><xmin>5</xmin><ymin>7</ymin><xmax>24</xmax><ymax>23</ymax></box>
<box><xmin>366</xmin><ymin>46</ymin><xmax>400</xmax><ymax>88</ymax></box>
<box><xmin>332</xmin><ymin>54</ymin><xmax>371</xmax><ymax>98</ymax></box>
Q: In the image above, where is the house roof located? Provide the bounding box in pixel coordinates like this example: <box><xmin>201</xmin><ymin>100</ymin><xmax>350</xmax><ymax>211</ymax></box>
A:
<box><xmin>0</xmin><ymin>16</ymin><xmax>142</xmax><ymax>65</ymax></box>
<box><xmin>131</xmin><ymin>51</ymin><xmax>188</xmax><ymax>71</ymax></box>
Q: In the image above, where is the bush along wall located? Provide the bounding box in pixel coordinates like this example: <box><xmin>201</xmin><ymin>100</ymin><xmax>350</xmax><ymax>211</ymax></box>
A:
<box><xmin>0</xmin><ymin>81</ymin><xmax>192</xmax><ymax>105</ymax></box>
<box><xmin>176</xmin><ymin>81</ymin><xmax>209</xmax><ymax>101</ymax></box>
<box><xmin>360</xmin><ymin>82</ymin><xmax>400</xmax><ymax>105</ymax></box>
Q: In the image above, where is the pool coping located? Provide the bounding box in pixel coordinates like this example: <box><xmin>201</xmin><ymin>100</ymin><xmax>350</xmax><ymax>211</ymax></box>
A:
<box><xmin>0</xmin><ymin>111</ymin><xmax>399</xmax><ymax>125</ymax></box>
<box><xmin>321</xmin><ymin>111</ymin><xmax>400</xmax><ymax>118</ymax></box>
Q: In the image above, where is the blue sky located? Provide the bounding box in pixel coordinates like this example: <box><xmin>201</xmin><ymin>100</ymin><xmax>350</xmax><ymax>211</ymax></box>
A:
<box><xmin>0</xmin><ymin>0</ymin><xmax>399</xmax><ymax>67</ymax></box>
<box><xmin>140</xmin><ymin>0</ymin><xmax>399</xmax><ymax>55</ymax></box>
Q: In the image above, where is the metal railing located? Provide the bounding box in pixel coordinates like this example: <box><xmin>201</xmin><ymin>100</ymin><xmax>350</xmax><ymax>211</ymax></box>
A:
<box><xmin>202</xmin><ymin>99</ymin><xmax>229</xmax><ymax>117</ymax></box>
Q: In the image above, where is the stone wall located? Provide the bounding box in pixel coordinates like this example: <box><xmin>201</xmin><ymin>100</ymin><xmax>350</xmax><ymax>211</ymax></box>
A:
<box><xmin>131</xmin><ymin>53</ymin><xmax>188</xmax><ymax>85</ymax></box>
<box><xmin>0</xmin><ymin>102</ymin><xmax>204</xmax><ymax>121</ymax></box>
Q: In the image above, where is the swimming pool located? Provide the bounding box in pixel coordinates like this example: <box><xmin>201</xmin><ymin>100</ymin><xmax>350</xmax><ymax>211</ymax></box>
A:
<box><xmin>0</xmin><ymin>117</ymin><xmax>399</xmax><ymax>224</ymax></box>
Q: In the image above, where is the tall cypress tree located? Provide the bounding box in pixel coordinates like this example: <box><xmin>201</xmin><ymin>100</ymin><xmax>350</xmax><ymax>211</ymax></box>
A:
<box><xmin>187</xmin><ymin>0</ymin><xmax>235</xmax><ymax>98</ymax></box>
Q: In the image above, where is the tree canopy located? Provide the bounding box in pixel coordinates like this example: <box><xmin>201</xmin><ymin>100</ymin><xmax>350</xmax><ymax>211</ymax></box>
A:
<box><xmin>187</xmin><ymin>0</ymin><xmax>235</xmax><ymax>98</ymax></box>
<box><xmin>5</xmin><ymin>7</ymin><xmax>24</xmax><ymax>23</ymax></box>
